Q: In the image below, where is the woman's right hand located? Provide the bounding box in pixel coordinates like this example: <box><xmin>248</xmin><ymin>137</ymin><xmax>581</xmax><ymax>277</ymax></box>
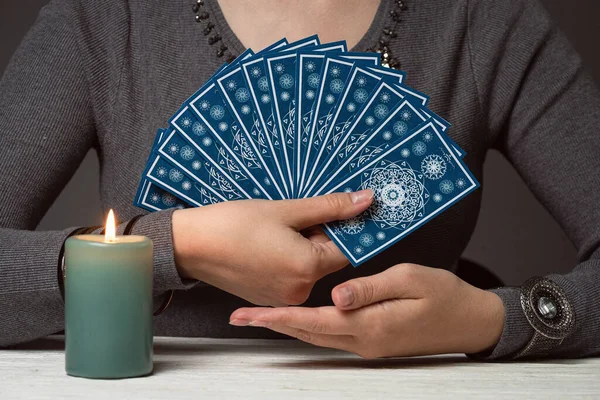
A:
<box><xmin>172</xmin><ymin>190</ymin><xmax>373</xmax><ymax>306</ymax></box>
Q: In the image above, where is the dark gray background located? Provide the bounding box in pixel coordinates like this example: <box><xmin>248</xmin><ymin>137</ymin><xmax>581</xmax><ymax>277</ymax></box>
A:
<box><xmin>1</xmin><ymin>0</ymin><xmax>599</xmax><ymax>285</ymax></box>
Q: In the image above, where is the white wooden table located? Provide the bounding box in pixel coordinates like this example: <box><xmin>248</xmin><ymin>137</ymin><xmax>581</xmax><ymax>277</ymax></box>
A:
<box><xmin>1</xmin><ymin>336</ymin><xmax>599</xmax><ymax>399</ymax></box>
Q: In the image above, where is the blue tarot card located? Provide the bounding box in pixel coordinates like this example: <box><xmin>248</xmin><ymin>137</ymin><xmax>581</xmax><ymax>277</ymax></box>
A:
<box><xmin>393</xmin><ymin>83</ymin><xmax>429</xmax><ymax>106</ymax></box>
<box><xmin>158</xmin><ymin>128</ymin><xmax>250</xmax><ymax>200</ymax></box>
<box><xmin>145</xmin><ymin>154</ymin><xmax>225</xmax><ymax>207</ymax></box>
<box><xmin>299</xmin><ymin>56</ymin><xmax>379</xmax><ymax>195</ymax></box>
<box><xmin>420</xmin><ymin>108</ymin><xmax>465</xmax><ymax>157</ymax></box>
<box><xmin>304</xmin><ymin>66</ymin><xmax>384</xmax><ymax>195</ymax></box>
<box><xmin>185</xmin><ymin>84</ymin><xmax>279</xmax><ymax>199</ymax></box>
<box><xmin>240</xmin><ymin>36</ymin><xmax>321</xmax><ymax>198</ymax></box>
<box><xmin>387</xmin><ymin>83</ymin><xmax>463</xmax><ymax>157</ymax></box>
<box><xmin>216</xmin><ymin>66</ymin><xmax>289</xmax><ymax>199</ymax></box>
<box><xmin>295</xmin><ymin>46</ymin><xmax>363</xmax><ymax>194</ymax></box>
<box><xmin>213</xmin><ymin>39</ymin><xmax>291</xmax><ymax>198</ymax></box>
<box><xmin>135</xmin><ymin>128</ymin><xmax>191</xmax><ymax>211</ymax></box>
<box><xmin>136</xmin><ymin>178</ymin><xmax>189</xmax><ymax>212</ymax></box>
<box><xmin>312</xmin><ymin>97</ymin><xmax>466</xmax><ymax>196</ymax></box>
<box><xmin>311</xmin><ymin>99</ymin><xmax>430</xmax><ymax>197</ymax></box>
<box><xmin>297</xmin><ymin>53</ymin><xmax>380</xmax><ymax>162</ymax></box>
<box><xmin>366</xmin><ymin>65</ymin><xmax>406</xmax><ymax>84</ymax></box>
<box><xmin>265</xmin><ymin>42</ymin><xmax>346</xmax><ymax>196</ymax></box>
<box><xmin>290</xmin><ymin>42</ymin><xmax>347</xmax><ymax>192</ymax></box>
<box><xmin>322</xmin><ymin>122</ymin><xmax>480</xmax><ymax>266</ymax></box>
<box><xmin>306</xmin><ymin>81</ymin><xmax>409</xmax><ymax>195</ymax></box>
<box><xmin>257</xmin><ymin>38</ymin><xmax>289</xmax><ymax>54</ymax></box>
<box><xmin>339</xmin><ymin>53</ymin><xmax>381</xmax><ymax>66</ymax></box>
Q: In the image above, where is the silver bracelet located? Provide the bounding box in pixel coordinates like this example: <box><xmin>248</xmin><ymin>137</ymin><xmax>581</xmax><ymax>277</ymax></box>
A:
<box><xmin>516</xmin><ymin>277</ymin><xmax>575</xmax><ymax>359</ymax></box>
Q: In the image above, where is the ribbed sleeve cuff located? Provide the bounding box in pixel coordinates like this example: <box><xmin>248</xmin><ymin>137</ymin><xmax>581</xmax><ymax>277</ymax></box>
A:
<box><xmin>470</xmin><ymin>287</ymin><xmax>534</xmax><ymax>360</ymax></box>
<box><xmin>130</xmin><ymin>209</ymin><xmax>199</xmax><ymax>294</ymax></box>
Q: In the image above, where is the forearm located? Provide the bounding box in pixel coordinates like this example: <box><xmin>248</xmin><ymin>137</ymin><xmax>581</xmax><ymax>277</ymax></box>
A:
<box><xmin>0</xmin><ymin>228</ymin><xmax>73</xmax><ymax>347</ymax></box>
<box><xmin>483</xmin><ymin>260</ymin><xmax>600</xmax><ymax>360</ymax></box>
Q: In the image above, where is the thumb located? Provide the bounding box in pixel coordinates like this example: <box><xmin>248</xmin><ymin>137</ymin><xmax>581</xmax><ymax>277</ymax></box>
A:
<box><xmin>332</xmin><ymin>267</ymin><xmax>408</xmax><ymax>310</ymax></box>
<box><xmin>285</xmin><ymin>189</ymin><xmax>374</xmax><ymax>230</ymax></box>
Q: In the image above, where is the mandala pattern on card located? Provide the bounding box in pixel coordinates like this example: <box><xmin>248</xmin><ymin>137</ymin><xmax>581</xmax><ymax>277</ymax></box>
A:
<box><xmin>400</xmin><ymin>110</ymin><xmax>412</xmax><ymax>121</ymax></box>
<box><xmin>225</xmin><ymin>80</ymin><xmax>237</xmax><ymax>91</ymax></box>
<box><xmin>235</xmin><ymin>88</ymin><xmax>250</xmax><ymax>103</ymax></box>
<box><xmin>169</xmin><ymin>168</ymin><xmax>184</xmax><ymax>183</ymax></box>
<box><xmin>421</xmin><ymin>154</ymin><xmax>446</xmax><ymax>180</ymax></box>
<box><xmin>258</xmin><ymin>77</ymin><xmax>269</xmax><ymax>92</ymax></box>
<box><xmin>412</xmin><ymin>141</ymin><xmax>427</xmax><ymax>156</ymax></box>
<box><xmin>162</xmin><ymin>193</ymin><xmax>176</xmax><ymax>207</ymax></box>
<box><xmin>167</xmin><ymin>143</ymin><xmax>179</xmax><ymax>155</ymax></box>
<box><xmin>330</xmin><ymin>79</ymin><xmax>344</xmax><ymax>94</ymax></box>
<box><xmin>307</xmin><ymin>73</ymin><xmax>321</xmax><ymax>89</ymax></box>
<box><xmin>199</xmin><ymin>100</ymin><xmax>210</xmax><ymax>111</ymax></box>
<box><xmin>180</xmin><ymin>146</ymin><xmax>195</xmax><ymax>161</ymax></box>
<box><xmin>192</xmin><ymin>121</ymin><xmax>206</xmax><ymax>136</ymax></box>
<box><xmin>339</xmin><ymin>216</ymin><xmax>365</xmax><ymax>235</ymax></box>
<box><xmin>250</xmin><ymin>67</ymin><xmax>262</xmax><ymax>78</ymax></box>
<box><xmin>181</xmin><ymin>181</ymin><xmax>192</xmax><ymax>191</ymax></box>
<box><xmin>274</xmin><ymin>63</ymin><xmax>285</xmax><ymax>74</ymax></box>
<box><xmin>439</xmin><ymin>179</ymin><xmax>454</xmax><ymax>194</ymax></box>
<box><xmin>393</xmin><ymin>121</ymin><xmax>408</xmax><ymax>136</ymax></box>
<box><xmin>330</xmin><ymin>66</ymin><xmax>341</xmax><ymax>77</ymax></box>
<box><xmin>374</xmin><ymin>104</ymin><xmax>389</xmax><ymax>119</ymax></box>
<box><xmin>356</xmin><ymin>76</ymin><xmax>367</xmax><ymax>87</ymax></box>
<box><xmin>359</xmin><ymin>233</ymin><xmax>375</xmax><ymax>247</ymax></box>
<box><xmin>354</xmin><ymin>89</ymin><xmax>368</xmax><ymax>104</ymax></box>
<box><xmin>279</xmin><ymin>74</ymin><xmax>294</xmax><ymax>90</ymax></box>
<box><xmin>181</xmin><ymin>116</ymin><xmax>193</xmax><ymax>128</ymax></box>
<box><xmin>360</xmin><ymin>161</ymin><xmax>428</xmax><ymax>230</ymax></box>
<box><xmin>210</xmin><ymin>105</ymin><xmax>225</xmax><ymax>120</ymax></box>
<box><xmin>260</xmin><ymin>94</ymin><xmax>271</xmax><ymax>104</ymax></box>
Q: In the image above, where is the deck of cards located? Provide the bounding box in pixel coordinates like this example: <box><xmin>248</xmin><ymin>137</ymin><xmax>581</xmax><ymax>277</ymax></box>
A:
<box><xmin>135</xmin><ymin>35</ymin><xmax>479</xmax><ymax>266</ymax></box>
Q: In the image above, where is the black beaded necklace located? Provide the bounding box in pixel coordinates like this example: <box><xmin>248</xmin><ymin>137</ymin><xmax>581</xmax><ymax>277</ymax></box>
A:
<box><xmin>192</xmin><ymin>0</ymin><xmax>237</xmax><ymax>63</ymax></box>
<box><xmin>192</xmin><ymin>0</ymin><xmax>405</xmax><ymax>69</ymax></box>
<box><xmin>367</xmin><ymin>0</ymin><xmax>406</xmax><ymax>69</ymax></box>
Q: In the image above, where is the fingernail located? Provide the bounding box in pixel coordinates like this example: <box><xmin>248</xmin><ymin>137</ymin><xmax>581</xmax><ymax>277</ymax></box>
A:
<box><xmin>229</xmin><ymin>319</ymin><xmax>251</xmax><ymax>326</ymax></box>
<box><xmin>248</xmin><ymin>320</ymin><xmax>271</xmax><ymax>327</ymax></box>
<box><xmin>337</xmin><ymin>287</ymin><xmax>355</xmax><ymax>307</ymax></box>
<box><xmin>351</xmin><ymin>189</ymin><xmax>374</xmax><ymax>204</ymax></box>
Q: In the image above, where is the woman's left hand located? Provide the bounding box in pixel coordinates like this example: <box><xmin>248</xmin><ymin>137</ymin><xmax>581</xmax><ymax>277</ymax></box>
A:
<box><xmin>230</xmin><ymin>263</ymin><xmax>505</xmax><ymax>358</ymax></box>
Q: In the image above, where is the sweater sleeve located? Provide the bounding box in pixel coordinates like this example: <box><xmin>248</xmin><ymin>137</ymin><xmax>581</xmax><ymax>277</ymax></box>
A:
<box><xmin>0</xmin><ymin>1</ymin><xmax>195</xmax><ymax>347</ymax></box>
<box><xmin>467</xmin><ymin>0</ymin><xmax>600</xmax><ymax>359</ymax></box>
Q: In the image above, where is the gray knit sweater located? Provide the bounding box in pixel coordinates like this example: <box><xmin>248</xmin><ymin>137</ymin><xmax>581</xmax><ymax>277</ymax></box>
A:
<box><xmin>1</xmin><ymin>0</ymin><xmax>599</xmax><ymax>359</ymax></box>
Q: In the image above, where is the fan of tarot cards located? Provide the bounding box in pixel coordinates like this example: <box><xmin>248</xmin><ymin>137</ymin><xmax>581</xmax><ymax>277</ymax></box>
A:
<box><xmin>135</xmin><ymin>35</ymin><xmax>479</xmax><ymax>266</ymax></box>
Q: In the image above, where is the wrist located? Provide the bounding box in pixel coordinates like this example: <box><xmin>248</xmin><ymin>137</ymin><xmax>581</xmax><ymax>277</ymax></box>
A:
<box><xmin>172</xmin><ymin>208</ymin><xmax>196</xmax><ymax>280</ymax></box>
<box><xmin>465</xmin><ymin>289</ymin><xmax>505</xmax><ymax>354</ymax></box>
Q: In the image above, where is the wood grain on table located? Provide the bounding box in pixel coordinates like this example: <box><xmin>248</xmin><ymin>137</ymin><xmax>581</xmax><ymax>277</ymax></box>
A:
<box><xmin>1</xmin><ymin>337</ymin><xmax>599</xmax><ymax>399</ymax></box>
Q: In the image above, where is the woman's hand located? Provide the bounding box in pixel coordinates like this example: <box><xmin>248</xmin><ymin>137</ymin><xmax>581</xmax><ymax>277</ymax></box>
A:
<box><xmin>230</xmin><ymin>263</ymin><xmax>505</xmax><ymax>358</ymax></box>
<box><xmin>172</xmin><ymin>190</ymin><xmax>373</xmax><ymax>307</ymax></box>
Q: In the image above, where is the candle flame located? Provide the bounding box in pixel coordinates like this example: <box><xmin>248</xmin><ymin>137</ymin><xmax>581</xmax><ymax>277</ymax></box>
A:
<box><xmin>105</xmin><ymin>209</ymin><xmax>116</xmax><ymax>242</ymax></box>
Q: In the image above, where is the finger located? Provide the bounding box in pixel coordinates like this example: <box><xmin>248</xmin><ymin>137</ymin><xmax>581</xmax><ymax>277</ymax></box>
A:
<box><xmin>312</xmin><ymin>240</ymin><xmax>350</xmax><ymax>276</ymax></box>
<box><xmin>332</xmin><ymin>264</ymin><xmax>422</xmax><ymax>310</ymax></box>
<box><xmin>258</xmin><ymin>323</ymin><xmax>356</xmax><ymax>353</ymax></box>
<box><xmin>230</xmin><ymin>306</ymin><xmax>353</xmax><ymax>335</ymax></box>
<box><xmin>282</xmin><ymin>190</ymin><xmax>374</xmax><ymax>230</ymax></box>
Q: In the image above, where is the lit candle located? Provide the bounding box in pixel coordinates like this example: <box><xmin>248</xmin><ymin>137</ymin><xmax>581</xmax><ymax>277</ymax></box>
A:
<box><xmin>64</xmin><ymin>210</ymin><xmax>153</xmax><ymax>379</ymax></box>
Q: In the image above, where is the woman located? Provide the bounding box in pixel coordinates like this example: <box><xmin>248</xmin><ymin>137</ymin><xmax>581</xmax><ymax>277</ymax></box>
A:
<box><xmin>1</xmin><ymin>0</ymin><xmax>598</xmax><ymax>360</ymax></box>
